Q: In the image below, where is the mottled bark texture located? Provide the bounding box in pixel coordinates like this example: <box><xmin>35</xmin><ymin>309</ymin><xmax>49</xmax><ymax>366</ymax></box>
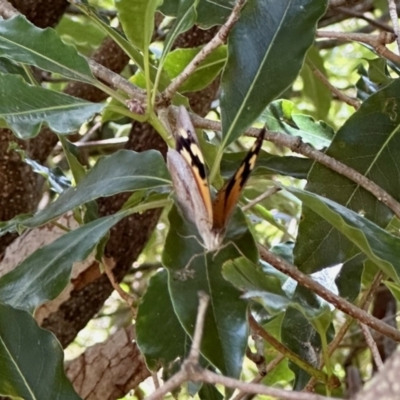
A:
<box><xmin>65</xmin><ymin>326</ymin><xmax>150</xmax><ymax>400</ymax></box>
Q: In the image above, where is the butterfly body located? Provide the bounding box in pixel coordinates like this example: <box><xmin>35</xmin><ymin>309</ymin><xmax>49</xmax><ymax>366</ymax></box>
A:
<box><xmin>167</xmin><ymin>106</ymin><xmax>264</xmax><ymax>251</ymax></box>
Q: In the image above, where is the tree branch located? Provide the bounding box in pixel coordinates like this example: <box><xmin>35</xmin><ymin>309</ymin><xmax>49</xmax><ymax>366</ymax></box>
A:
<box><xmin>304</xmin><ymin>271</ymin><xmax>383</xmax><ymax>391</ymax></box>
<box><xmin>162</xmin><ymin>0</ymin><xmax>246</xmax><ymax>101</ymax></box>
<box><xmin>181</xmin><ymin>110</ymin><xmax>400</xmax><ymax>220</ymax></box>
<box><xmin>387</xmin><ymin>0</ymin><xmax>400</xmax><ymax>53</ymax></box>
<box><xmin>316</xmin><ymin>30</ymin><xmax>400</xmax><ymax>64</ymax></box>
<box><xmin>248</xmin><ymin>314</ymin><xmax>335</xmax><ymax>387</ymax></box>
<box><xmin>258</xmin><ymin>245</ymin><xmax>400</xmax><ymax>342</ymax></box>
<box><xmin>306</xmin><ymin>59</ymin><xmax>360</xmax><ymax>109</ymax></box>
<box><xmin>87</xmin><ymin>59</ymin><xmax>147</xmax><ymax>103</ymax></box>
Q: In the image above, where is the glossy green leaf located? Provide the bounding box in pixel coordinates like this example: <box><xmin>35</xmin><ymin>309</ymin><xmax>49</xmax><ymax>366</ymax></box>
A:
<box><xmin>383</xmin><ymin>280</ymin><xmax>400</xmax><ymax>303</ymax></box>
<box><xmin>196</xmin><ymin>0</ymin><xmax>234</xmax><ymax>28</ymax></box>
<box><xmin>58</xmin><ymin>136</ymin><xmax>86</xmax><ymax>185</ymax></box>
<box><xmin>0</xmin><ymin>303</ymin><xmax>81</xmax><ymax>400</ymax></box>
<box><xmin>163</xmin><ymin>206</ymin><xmax>258</xmax><ymax>378</ymax></box>
<box><xmin>294</xmin><ymin>78</ymin><xmax>400</xmax><ymax>274</ymax></box>
<box><xmin>0</xmin><ymin>15</ymin><xmax>95</xmax><ymax>83</ymax></box>
<box><xmin>300</xmin><ymin>46</ymin><xmax>332</xmax><ymax>120</ymax></box>
<box><xmin>262</xmin><ymin>99</ymin><xmax>334</xmax><ymax>149</ymax></box>
<box><xmin>198</xmin><ymin>383</ymin><xmax>223</xmax><ymax>400</ymax></box>
<box><xmin>261</xmin><ymin>314</ymin><xmax>294</xmax><ymax>385</ymax></box>
<box><xmin>163</xmin><ymin>46</ymin><xmax>227</xmax><ymax>93</ymax></box>
<box><xmin>225</xmin><ymin>251</ymin><xmax>339</xmax><ymax>320</ymax></box>
<box><xmin>281</xmin><ymin>307</ymin><xmax>321</xmax><ymax>390</ymax></box>
<box><xmin>159</xmin><ymin>0</ymin><xmax>198</xmax><ymax>71</ymax></box>
<box><xmin>136</xmin><ymin>270</ymin><xmax>191</xmax><ymax>371</ymax></box>
<box><xmin>220</xmin><ymin>0</ymin><xmax>327</xmax><ymax>147</ymax></box>
<box><xmin>0</xmin><ymin>73</ymin><xmax>103</xmax><ymax>139</ymax></box>
<box><xmin>0</xmin><ymin>58</ymin><xmax>28</xmax><ymax>79</ymax></box>
<box><xmin>56</xmin><ymin>14</ymin><xmax>106</xmax><ymax>55</ymax></box>
<box><xmin>289</xmin><ymin>187</ymin><xmax>400</xmax><ymax>282</ymax></box>
<box><xmin>0</xmin><ymin>150</ymin><xmax>170</xmax><ymax>234</ymax></box>
<box><xmin>72</xmin><ymin>1</ymin><xmax>146</xmax><ymax>72</ymax></box>
<box><xmin>223</xmin><ymin>257</ymin><xmax>291</xmax><ymax>315</ymax></box>
<box><xmin>159</xmin><ymin>0</ymin><xmax>180</xmax><ymax>15</ymax></box>
<box><xmin>367</xmin><ymin>58</ymin><xmax>392</xmax><ymax>85</ymax></box>
<box><xmin>116</xmin><ymin>0</ymin><xmax>162</xmax><ymax>52</ymax></box>
<box><xmin>355</xmin><ymin>59</ymin><xmax>392</xmax><ymax>100</ymax></box>
<box><xmin>0</xmin><ymin>210</ymin><xmax>129</xmax><ymax>313</ymax></box>
<box><xmin>159</xmin><ymin>0</ymin><xmax>234</xmax><ymax>29</ymax></box>
<box><xmin>335</xmin><ymin>254</ymin><xmax>364</xmax><ymax>302</ymax></box>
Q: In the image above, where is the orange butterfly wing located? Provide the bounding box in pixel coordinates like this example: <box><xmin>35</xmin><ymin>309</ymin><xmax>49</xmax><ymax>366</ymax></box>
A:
<box><xmin>212</xmin><ymin>129</ymin><xmax>264</xmax><ymax>232</ymax></box>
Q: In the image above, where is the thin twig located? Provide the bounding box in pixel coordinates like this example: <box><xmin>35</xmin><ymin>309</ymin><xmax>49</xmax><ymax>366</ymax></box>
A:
<box><xmin>87</xmin><ymin>59</ymin><xmax>147</xmax><ymax>103</ymax></box>
<box><xmin>248</xmin><ymin>314</ymin><xmax>334</xmax><ymax>387</ymax></box>
<box><xmin>182</xmin><ymin>110</ymin><xmax>400</xmax><ymax>220</ymax></box>
<box><xmin>242</xmin><ymin>187</ymin><xmax>281</xmax><ymax>212</ymax></box>
<box><xmin>152</xmin><ymin>373</ymin><xmax>160</xmax><ymax>390</ymax></box>
<box><xmin>306</xmin><ymin>60</ymin><xmax>360</xmax><ymax>109</ymax></box>
<box><xmin>145</xmin><ymin>293</ymin><xmax>209</xmax><ymax>400</ymax></box>
<box><xmin>316</xmin><ymin>30</ymin><xmax>400</xmax><ymax>64</ymax></box>
<box><xmin>162</xmin><ymin>0</ymin><xmax>247</xmax><ymax>101</ymax></box>
<box><xmin>358</xmin><ymin>322</ymin><xmax>384</xmax><ymax>370</ymax></box>
<box><xmin>304</xmin><ymin>271</ymin><xmax>383</xmax><ymax>391</ymax></box>
<box><xmin>336</xmin><ymin>7</ymin><xmax>394</xmax><ymax>33</ymax></box>
<box><xmin>258</xmin><ymin>245</ymin><xmax>400</xmax><ymax>342</ymax></box>
<box><xmin>231</xmin><ymin>354</ymin><xmax>286</xmax><ymax>400</ymax></box>
<box><xmin>102</xmin><ymin>257</ymin><xmax>135</xmax><ymax>306</ymax></box>
<box><xmin>198</xmin><ymin>369</ymin><xmax>336</xmax><ymax>400</ymax></box>
<box><xmin>187</xmin><ymin>292</ymin><xmax>209</xmax><ymax>363</ymax></box>
<box><xmin>387</xmin><ymin>0</ymin><xmax>400</xmax><ymax>53</ymax></box>
<box><xmin>144</xmin><ymin>292</ymin><xmax>336</xmax><ymax>400</ymax></box>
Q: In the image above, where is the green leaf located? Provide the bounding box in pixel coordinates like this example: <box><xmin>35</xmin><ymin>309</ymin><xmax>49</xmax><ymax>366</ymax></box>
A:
<box><xmin>0</xmin><ymin>15</ymin><xmax>95</xmax><ymax>83</ymax></box>
<box><xmin>159</xmin><ymin>0</ymin><xmax>180</xmax><ymax>16</ymax></box>
<box><xmin>1</xmin><ymin>150</ymin><xmax>170</xmax><ymax>233</ymax></box>
<box><xmin>383</xmin><ymin>280</ymin><xmax>400</xmax><ymax>303</ymax></box>
<box><xmin>196</xmin><ymin>0</ymin><xmax>234</xmax><ymax>28</ymax></box>
<box><xmin>116</xmin><ymin>0</ymin><xmax>162</xmax><ymax>52</ymax></box>
<box><xmin>281</xmin><ymin>307</ymin><xmax>321</xmax><ymax>390</ymax></box>
<box><xmin>0</xmin><ymin>210</ymin><xmax>130</xmax><ymax>313</ymax></box>
<box><xmin>0</xmin><ymin>303</ymin><xmax>82</xmax><ymax>400</ymax></box>
<box><xmin>0</xmin><ymin>58</ymin><xmax>29</xmax><ymax>79</ymax></box>
<box><xmin>163</xmin><ymin>46</ymin><xmax>227</xmax><ymax>93</ymax></box>
<box><xmin>58</xmin><ymin>136</ymin><xmax>87</xmax><ymax>185</ymax></box>
<box><xmin>56</xmin><ymin>14</ymin><xmax>106</xmax><ymax>55</ymax></box>
<box><xmin>72</xmin><ymin>1</ymin><xmax>146</xmax><ymax>73</ymax></box>
<box><xmin>262</xmin><ymin>99</ymin><xmax>334</xmax><ymax>149</ymax></box>
<box><xmin>136</xmin><ymin>270</ymin><xmax>191</xmax><ymax>371</ymax></box>
<box><xmin>223</xmin><ymin>257</ymin><xmax>291</xmax><ymax>315</ymax></box>
<box><xmin>157</xmin><ymin>0</ymin><xmax>198</xmax><ymax>84</ymax></box>
<box><xmin>335</xmin><ymin>254</ymin><xmax>364</xmax><ymax>302</ymax></box>
<box><xmin>198</xmin><ymin>383</ymin><xmax>223</xmax><ymax>400</ymax></box>
<box><xmin>220</xmin><ymin>0</ymin><xmax>327</xmax><ymax>147</ymax></box>
<box><xmin>261</xmin><ymin>314</ymin><xmax>294</xmax><ymax>385</ymax></box>
<box><xmin>289</xmin><ymin>187</ymin><xmax>400</xmax><ymax>282</ymax></box>
<box><xmin>294</xmin><ymin>78</ymin><xmax>400</xmax><ymax>273</ymax></box>
<box><xmin>367</xmin><ymin>58</ymin><xmax>392</xmax><ymax>85</ymax></box>
<box><xmin>161</xmin><ymin>0</ymin><xmax>235</xmax><ymax>28</ymax></box>
<box><xmin>0</xmin><ymin>73</ymin><xmax>104</xmax><ymax>139</ymax></box>
<box><xmin>301</xmin><ymin>46</ymin><xmax>332</xmax><ymax>120</ymax></box>
<box><xmin>163</xmin><ymin>206</ymin><xmax>257</xmax><ymax>378</ymax></box>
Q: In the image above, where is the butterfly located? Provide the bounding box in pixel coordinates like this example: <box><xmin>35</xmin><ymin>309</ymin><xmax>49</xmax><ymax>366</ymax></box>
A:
<box><xmin>167</xmin><ymin>106</ymin><xmax>264</xmax><ymax>251</ymax></box>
